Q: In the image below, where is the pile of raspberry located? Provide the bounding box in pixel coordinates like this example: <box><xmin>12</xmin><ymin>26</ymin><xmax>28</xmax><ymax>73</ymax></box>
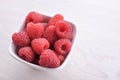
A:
<box><xmin>12</xmin><ymin>11</ymin><xmax>74</xmax><ymax>68</ymax></box>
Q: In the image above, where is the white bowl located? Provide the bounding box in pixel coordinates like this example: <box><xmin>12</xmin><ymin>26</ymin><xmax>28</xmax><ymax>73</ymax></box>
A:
<box><xmin>9</xmin><ymin>14</ymin><xmax>76</xmax><ymax>71</ymax></box>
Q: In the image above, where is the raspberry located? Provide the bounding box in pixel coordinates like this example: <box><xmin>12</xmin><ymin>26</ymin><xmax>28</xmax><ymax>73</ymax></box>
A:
<box><xmin>57</xmin><ymin>55</ymin><xmax>64</xmax><ymax>63</ymax></box>
<box><xmin>31</xmin><ymin>38</ymin><xmax>50</xmax><ymax>55</ymax></box>
<box><xmin>55</xmin><ymin>20</ymin><xmax>73</xmax><ymax>40</ymax></box>
<box><xmin>26</xmin><ymin>11</ymin><xmax>51</xmax><ymax>23</ymax></box>
<box><xmin>54</xmin><ymin>39</ymin><xmax>72</xmax><ymax>55</ymax></box>
<box><xmin>18</xmin><ymin>46</ymin><xmax>35</xmax><ymax>62</ymax></box>
<box><xmin>39</xmin><ymin>49</ymin><xmax>60</xmax><ymax>68</ymax></box>
<box><xmin>27</xmin><ymin>22</ymin><xmax>44</xmax><ymax>39</ymax></box>
<box><xmin>48</xmin><ymin>14</ymin><xmax>64</xmax><ymax>25</ymax></box>
<box><xmin>58</xmin><ymin>55</ymin><xmax>64</xmax><ymax>63</ymax></box>
<box><xmin>54</xmin><ymin>51</ymin><xmax>64</xmax><ymax>63</ymax></box>
<box><xmin>43</xmin><ymin>25</ymin><xmax>58</xmax><ymax>46</ymax></box>
<box><xmin>12</xmin><ymin>31</ymin><xmax>30</xmax><ymax>47</ymax></box>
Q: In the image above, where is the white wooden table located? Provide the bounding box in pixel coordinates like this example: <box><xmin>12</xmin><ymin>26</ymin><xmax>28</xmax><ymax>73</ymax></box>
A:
<box><xmin>0</xmin><ymin>0</ymin><xmax>120</xmax><ymax>80</ymax></box>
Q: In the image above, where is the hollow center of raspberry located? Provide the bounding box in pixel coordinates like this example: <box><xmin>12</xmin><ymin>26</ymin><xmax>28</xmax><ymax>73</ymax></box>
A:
<box><xmin>61</xmin><ymin>45</ymin><xmax>66</xmax><ymax>51</ymax></box>
<box><xmin>59</xmin><ymin>26</ymin><xmax>65</xmax><ymax>32</ymax></box>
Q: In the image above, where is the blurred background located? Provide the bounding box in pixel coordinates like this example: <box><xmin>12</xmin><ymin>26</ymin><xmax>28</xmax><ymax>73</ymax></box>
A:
<box><xmin>0</xmin><ymin>0</ymin><xmax>120</xmax><ymax>80</ymax></box>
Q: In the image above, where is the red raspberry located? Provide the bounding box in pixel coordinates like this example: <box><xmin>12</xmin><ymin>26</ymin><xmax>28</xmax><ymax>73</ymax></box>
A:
<box><xmin>54</xmin><ymin>39</ymin><xmax>72</xmax><ymax>55</ymax></box>
<box><xmin>48</xmin><ymin>14</ymin><xmax>64</xmax><ymax>25</ymax></box>
<box><xmin>43</xmin><ymin>25</ymin><xmax>58</xmax><ymax>46</ymax></box>
<box><xmin>18</xmin><ymin>46</ymin><xmax>35</xmax><ymax>62</ymax></box>
<box><xmin>55</xmin><ymin>20</ymin><xmax>73</xmax><ymax>40</ymax></box>
<box><xmin>39</xmin><ymin>49</ymin><xmax>60</xmax><ymax>68</ymax></box>
<box><xmin>26</xmin><ymin>11</ymin><xmax>51</xmax><ymax>23</ymax></box>
<box><xmin>57</xmin><ymin>55</ymin><xmax>64</xmax><ymax>63</ymax></box>
<box><xmin>12</xmin><ymin>31</ymin><xmax>30</xmax><ymax>47</ymax></box>
<box><xmin>54</xmin><ymin>51</ymin><xmax>64</xmax><ymax>63</ymax></box>
<box><xmin>31</xmin><ymin>38</ymin><xmax>50</xmax><ymax>55</ymax></box>
<box><xmin>27</xmin><ymin>22</ymin><xmax>44</xmax><ymax>39</ymax></box>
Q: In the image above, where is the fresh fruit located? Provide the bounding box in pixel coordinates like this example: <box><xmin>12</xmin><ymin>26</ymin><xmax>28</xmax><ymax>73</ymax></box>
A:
<box><xmin>18</xmin><ymin>46</ymin><xmax>35</xmax><ymax>62</ymax></box>
<box><xmin>55</xmin><ymin>20</ymin><xmax>73</xmax><ymax>40</ymax></box>
<box><xmin>39</xmin><ymin>49</ymin><xmax>60</xmax><ymax>68</ymax></box>
<box><xmin>31</xmin><ymin>38</ymin><xmax>50</xmax><ymax>55</ymax></box>
<box><xmin>57</xmin><ymin>55</ymin><xmax>64</xmax><ymax>63</ymax></box>
<box><xmin>54</xmin><ymin>39</ymin><xmax>72</xmax><ymax>55</ymax></box>
<box><xmin>27</xmin><ymin>22</ymin><xmax>44</xmax><ymax>39</ymax></box>
<box><xmin>12</xmin><ymin>31</ymin><xmax>30</xmax><ymax>47</ymax></box>
<box><xmin>48</xmin><ymin>14</ymin><xmax>64</xmax><ymax>25</ymax></box>
<box><xmin>26</xmin><ymin>11</ymin><xmax>51</xmax><ymax>23</ymax></box>
<box><xmin>43</xmin><ymin>25</ymin><xmax>58</xmax><ymax>46</ymax></box>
